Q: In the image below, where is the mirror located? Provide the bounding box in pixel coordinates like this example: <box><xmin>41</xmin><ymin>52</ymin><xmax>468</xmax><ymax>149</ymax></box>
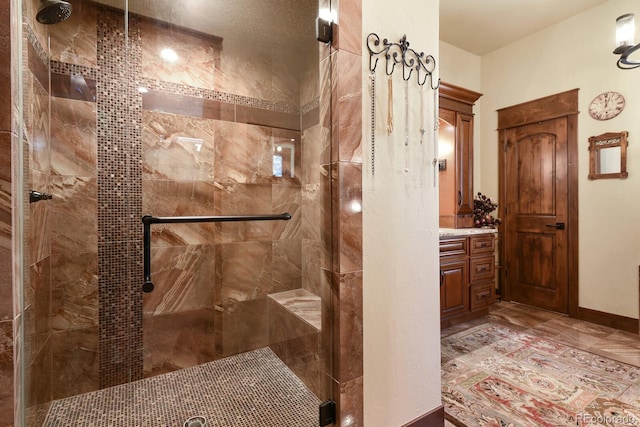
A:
<box><xmin>588</xmin><ymin>131</ymin><xmax>628</xmax><ymax>179</ymax></box>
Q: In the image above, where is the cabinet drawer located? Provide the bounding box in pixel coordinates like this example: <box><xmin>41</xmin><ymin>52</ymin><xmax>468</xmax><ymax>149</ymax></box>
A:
<box><xmin>470</xmin><ymin>283</ymin><xmax>494</xmax><ymax>311</ymax></box>
<box><xmin>440</xmin><ymin>238</ymin><xmax>467</xmax><ymax>258</ymax></box>
<box><xmin>469</xmin><ymin>255</ymin><xmax>495</xmax><ymax>284</ymax></box>
<box><xmin>470</xmin><ymin>235</ymin><xmax>495</xmax><ymax>256</ymax></box>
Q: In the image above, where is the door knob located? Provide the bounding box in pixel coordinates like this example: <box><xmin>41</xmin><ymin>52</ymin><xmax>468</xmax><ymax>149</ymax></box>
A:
<box><xmin>545</xmin><ymin>222</ymin><xmax>565</xmax><ymax>230</ymax></box>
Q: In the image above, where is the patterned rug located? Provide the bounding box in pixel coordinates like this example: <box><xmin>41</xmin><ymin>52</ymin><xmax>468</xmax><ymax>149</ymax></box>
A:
<box><xmin>442</xmin><ymin>323</ymin><xmax>640</xmax><ymax>427</ymax></box>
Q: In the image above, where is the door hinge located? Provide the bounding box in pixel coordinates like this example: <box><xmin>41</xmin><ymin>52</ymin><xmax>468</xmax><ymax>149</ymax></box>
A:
<box><xmin>319</xmin><ymin>400</ymin><xmax>336</xmax><ymax>426</ymax></box>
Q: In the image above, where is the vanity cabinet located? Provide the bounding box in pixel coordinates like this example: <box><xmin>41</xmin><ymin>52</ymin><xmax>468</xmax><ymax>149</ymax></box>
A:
<box><xmin>438</xmin><ymin>82</ymin><xmax>482</xmax><ymax>229</ymax></box>
<box><xmin>440</xmin><ymin>232</ymin><xmax>496</xmax><ymax>328</ymax></box>
<box><xmin>440</xmin><ymin>239</ymin><xmax>469</xmax><ymax>317</ymax></box>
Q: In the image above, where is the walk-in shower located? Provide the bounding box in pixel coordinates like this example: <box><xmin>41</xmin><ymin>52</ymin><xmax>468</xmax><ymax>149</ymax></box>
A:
<box><xmin>17</xmin><ymin>0</ymin><xmax>333</xmax><ymax>425</ymax></box>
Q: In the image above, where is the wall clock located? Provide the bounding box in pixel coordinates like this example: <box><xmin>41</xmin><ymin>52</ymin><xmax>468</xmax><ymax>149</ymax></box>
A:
<box><xmin>588</xmin><ymin>91</ymin><xmax>625</xmax><ymax>120</ymax></box>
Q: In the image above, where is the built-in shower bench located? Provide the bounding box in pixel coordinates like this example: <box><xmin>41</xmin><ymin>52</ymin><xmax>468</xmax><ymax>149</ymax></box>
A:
<box><xmin>267</xmin><ymin>288</ymin><xmax>323</xmax><ymax>397</ymax></box>
<box><xmin>267</xmin><ymin>288</ymin><xmax>321</xmax><ymax>331</ymax></box>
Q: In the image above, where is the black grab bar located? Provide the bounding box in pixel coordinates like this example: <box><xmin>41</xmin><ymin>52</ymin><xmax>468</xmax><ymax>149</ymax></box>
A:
<box><xmin>142</xmin><ymin>213</ymin><xmax>291</xmax><ymax>293</ymax></box>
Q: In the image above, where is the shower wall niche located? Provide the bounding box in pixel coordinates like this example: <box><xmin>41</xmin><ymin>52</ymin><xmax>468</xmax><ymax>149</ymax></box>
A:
<box><xmin>21</xmin><ymin>0</ymin><xmax>331</xmax><ymax>421</ymax></box>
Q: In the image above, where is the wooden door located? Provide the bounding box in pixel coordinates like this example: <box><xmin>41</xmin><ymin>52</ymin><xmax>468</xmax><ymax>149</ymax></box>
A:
<box><xmin>503</xmin><ymin>118</ymin><xmax>569</xmax><ymax>313</ymax></box>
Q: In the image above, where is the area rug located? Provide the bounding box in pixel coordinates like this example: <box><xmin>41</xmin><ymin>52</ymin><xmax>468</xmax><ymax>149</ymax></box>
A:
<box><xmin>442</xmin><ymin>323</ymin><xmax>640</xmax><ymax>427</ymax></box>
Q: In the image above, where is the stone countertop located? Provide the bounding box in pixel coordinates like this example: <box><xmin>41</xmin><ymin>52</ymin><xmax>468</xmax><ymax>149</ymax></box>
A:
<box><xmin>439</xmin><ymin>227</ymin><xmax>498</xmax><ymax>237</ymax></box>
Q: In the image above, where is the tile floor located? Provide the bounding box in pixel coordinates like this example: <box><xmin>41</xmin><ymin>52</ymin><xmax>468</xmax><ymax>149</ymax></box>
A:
<box><xmin>43</xmin><ymin>347</ymin><xmax>320</xmax><ymax>427</ymax></box>
<box><xmin>443</xmin><ymin>301</ymin><xmax>640</xmax><ymax>368</ymax></box>
<box><xmin>441</xmin><ymin>300</ymin><xmax>640</xmax><ymax>426</ymax></box>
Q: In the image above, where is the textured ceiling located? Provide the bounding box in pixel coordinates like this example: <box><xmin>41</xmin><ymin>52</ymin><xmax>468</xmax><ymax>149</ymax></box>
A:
<box><xmin>94</xmin><ymin>0</ymin><xmax>318</xmax><ymax>75</ymax></box>
<box><xmin>440</xmin><ymin>0</ymin><xmax>611</xmax><ymax>55</ymax></box>
<box><xmin>95</xmin><ymin>0</ymin><xmax>317</xmax><ymax>45</ymax></box>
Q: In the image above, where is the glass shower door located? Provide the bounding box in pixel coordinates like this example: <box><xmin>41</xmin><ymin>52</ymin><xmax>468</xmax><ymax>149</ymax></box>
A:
<box><xmin>20</xmin><ymin>0</ymin><xmax>333</xmax><ymax>425</ymax></box>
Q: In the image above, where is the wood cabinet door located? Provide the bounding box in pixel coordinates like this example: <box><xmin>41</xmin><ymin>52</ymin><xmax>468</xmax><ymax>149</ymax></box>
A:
<box><xmin>503</xmin><ymin>117</ymin><xmax>569</xmax><ymax>313</ymax></box>
<box><xmin>440</xmin><ymin>259</ymin><xmax>468</xmax><ymax>318</ymax></box>
<box><xmin>455</xmin><ymin>112</ymin><xmax>474</xmax><ymax>217</ymax></box>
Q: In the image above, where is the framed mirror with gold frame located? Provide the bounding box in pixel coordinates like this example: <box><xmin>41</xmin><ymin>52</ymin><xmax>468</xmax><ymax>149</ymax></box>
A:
<box><xmin>588</xmin><ymin>131</ymin><xmax>628</xmax><ymax>180</ymax></box>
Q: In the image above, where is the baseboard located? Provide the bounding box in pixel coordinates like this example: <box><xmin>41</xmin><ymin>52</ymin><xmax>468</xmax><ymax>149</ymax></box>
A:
<box><xmin>578</xmin><ymin>306</ymin><xmax>638</xmax><ymax>334</ymax></box>
<box><xmin>401</xmin><ymin>404</ymin><xmax>444</xmax><ymax>427</ymax></box>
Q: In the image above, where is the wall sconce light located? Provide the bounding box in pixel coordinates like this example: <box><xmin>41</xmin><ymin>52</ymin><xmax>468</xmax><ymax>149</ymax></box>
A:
<box><xmin>613</xmin><ymin>13</ymin><xmax>640</xmax><ymax>69</ymax></box>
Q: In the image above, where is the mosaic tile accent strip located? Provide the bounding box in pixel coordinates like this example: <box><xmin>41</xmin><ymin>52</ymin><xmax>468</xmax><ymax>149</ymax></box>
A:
<box><xmin>50</xmin><ymin>60</ymin><xmax>99</xmax><ymax>80</ymax></box>
<box><xmin>96</xmin><ymin>6</ymin><xmax>143</xmax><ymax>388</ymax></box>
<box><xmin>27</xmin><ymin>37</ymin><xmax>49</xmax><ymax>102</ymax></box>
<box><xmin>301</xmin><ymin>98</ymin><xmax>320</xmax><ymax>114</ymax></box>
<box><xmin>139</xmin><ymin>77</ymin><xmax>300</xmax><ymax>114</ymax></box>
<box><xmin>43</xmin><ymin>347</ymin><xmax>320</xmax><ymax>427</ymax></box>
<box><xmin>25</xmin><ymin>22</ymin><xmax>48</xmax><ymax>68</ymax></box>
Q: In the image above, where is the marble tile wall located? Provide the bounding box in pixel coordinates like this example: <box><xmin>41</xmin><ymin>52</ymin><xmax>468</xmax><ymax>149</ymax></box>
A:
<box><xmin>1</xmin><ymin>0</ymin><xmax>13</xmax><ymax>423</ymax></box>
<box><xmin>136</xmin><ymin>11</ymin><xmax>324</xmax><ymax>378</ymax></box>
<box><xmin>20</xmin><ymin>0</ymin><xmax>102</xmax><ymax>406</ymax></box>
<box><xmin>327</xmin><ymin>0</ymin><xmax>364</xmax><ymax>424</ymax></box>
<box><xmin>49</xmin><ymin>0</ymin><xmax>97</xmax><ymax>68</ymax></box>
<box><xmin>23</xmin><ymin>7</ymin><xmax>54</xmax><ymax>424</ymax></box>
<box><xmin>13</xmin><ymin>0</ymin><xmax>335</xmax><ymax>423</ymax></box>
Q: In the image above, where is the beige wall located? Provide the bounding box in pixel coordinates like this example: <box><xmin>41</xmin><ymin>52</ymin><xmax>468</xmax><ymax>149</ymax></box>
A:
<box><xmin>442</xmin><ymin>0</ymin><xmax>640</xmax><ymax>319</ymax></box>
<box><xmin>439</xmin><ymin>41</ymin><xmax>484</xmax><ymax>190</ymax></box>
<box><xmin>363</xmin><ymin>0</ymin><xmax>442</xmax><ymax>425</ymax></box>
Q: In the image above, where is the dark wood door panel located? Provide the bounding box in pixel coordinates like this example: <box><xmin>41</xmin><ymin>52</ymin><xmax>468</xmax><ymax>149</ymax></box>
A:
<box><xmin>456</xmin><ymin>113</ymin><xmax>474</xmax><ymax>216</ymax></box>
<box><xmin>514</xmin><ymin>132</ymin><xmax>558</xmax><ymax>215</ymax></box>
<box><xmin>504</xmin><ymin>117</ymin><xmax>569</xmax><ymax>314</ymax></box>
<box><xmin>515</xmin><ymin>232</ymin><xmax>555</xmax><ymax>286</ymax></box>
<box><xmin>440</xmin><ymin>259</ymin><xmax>468</xmax><ymax>317</ymax></box>
<box><xmin>498</xmin><ymin>89</ymin><xmax>578</xmax><ymax>316</ymax></box>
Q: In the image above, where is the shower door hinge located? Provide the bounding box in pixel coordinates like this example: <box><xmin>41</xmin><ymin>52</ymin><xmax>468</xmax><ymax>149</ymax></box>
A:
<box><xmin>319</xmin><ymin>400</ymin><xmax>336</xmax><ymax>426</ymax></box>
<box><xmin>316</xmin><ymin>17</ymin><xmax>333</xmax><ymax>43</ymax></box>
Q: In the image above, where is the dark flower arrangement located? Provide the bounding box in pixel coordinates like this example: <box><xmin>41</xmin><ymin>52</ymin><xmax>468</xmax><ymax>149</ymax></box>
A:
<box><xmin>473</xmin><ymin>192</ymin><xmax>501</xmax><ymax>228</ymax></box>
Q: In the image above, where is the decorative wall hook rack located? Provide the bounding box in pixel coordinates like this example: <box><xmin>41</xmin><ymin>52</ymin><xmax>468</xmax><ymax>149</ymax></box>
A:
<box><xmin>366</xmin><ymin>33</ymin><xmax>439</xmax><ymax>89</ymax></box>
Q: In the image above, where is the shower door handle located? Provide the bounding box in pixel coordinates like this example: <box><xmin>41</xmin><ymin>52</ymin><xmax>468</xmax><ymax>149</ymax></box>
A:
<box><xmin>142</xmin><ymin>213</ymin><xmax>292</xmax><ymax>293</ymax></box>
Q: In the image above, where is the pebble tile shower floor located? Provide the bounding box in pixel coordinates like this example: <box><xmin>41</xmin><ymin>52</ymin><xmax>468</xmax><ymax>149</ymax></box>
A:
<box><xmin>43</xmin><ymin>348</ymin><xmax>320</xmax><ymax>427</ymax></box>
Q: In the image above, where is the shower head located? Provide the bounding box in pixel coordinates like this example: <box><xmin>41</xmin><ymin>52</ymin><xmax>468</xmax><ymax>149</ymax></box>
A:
<box><xmin>36</xmin><ymin>0</ymin><xmax>72</xmax><ymax>25</ymax></box>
